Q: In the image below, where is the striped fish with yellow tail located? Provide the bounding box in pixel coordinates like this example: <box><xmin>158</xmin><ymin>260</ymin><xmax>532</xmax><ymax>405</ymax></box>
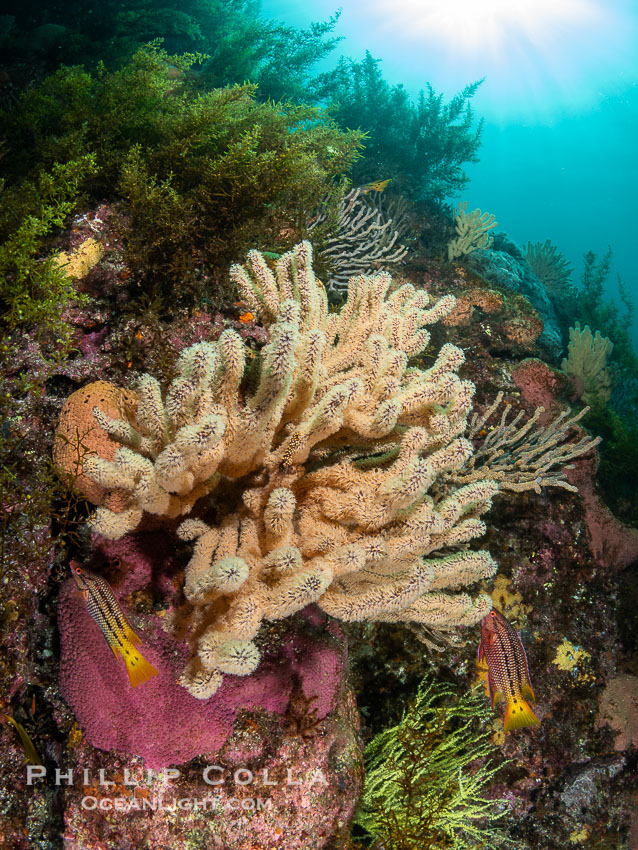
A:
<box><xmin>70</xmin><ymin>563</ymin><xmax>159</xmax><ymax>688</ymax></box>
<box><xmin>360</xmin><ymin>178</ymin><xmax>392</xmax><ymax>193</ymax></box>
<box><xmin>478</xmin><ymin>608</ymin><xmax>539</xmax><ymax>732</ymax></box>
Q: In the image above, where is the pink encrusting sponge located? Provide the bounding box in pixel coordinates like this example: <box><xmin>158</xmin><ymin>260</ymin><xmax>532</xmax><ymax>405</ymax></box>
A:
<box><xmin>58</xmin><ymin>577</ymin><xmax>347</xmax><ymax>769</ymax></box>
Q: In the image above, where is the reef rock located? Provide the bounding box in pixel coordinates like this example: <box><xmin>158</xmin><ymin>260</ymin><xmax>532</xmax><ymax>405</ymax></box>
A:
<box><xmin>61</xmin><ymin>687</ymin><xmax>363</xmax><ymax>850</ymax></box>
<box><xmin>595</xmin><ymin>674</ymin><xmax>638</xmax><ymax>751</ymax></box>
<box><xmin>467</xmin><ymin>246</ymin><xmax>562</xmax><ymax>357</ymax></box>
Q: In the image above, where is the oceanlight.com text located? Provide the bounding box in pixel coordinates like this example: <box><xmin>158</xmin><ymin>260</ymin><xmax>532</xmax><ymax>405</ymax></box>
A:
<box><xmin>80</xmin><ymin>795</ymin><xmax>272</xmax><ymax>814</ymax></box>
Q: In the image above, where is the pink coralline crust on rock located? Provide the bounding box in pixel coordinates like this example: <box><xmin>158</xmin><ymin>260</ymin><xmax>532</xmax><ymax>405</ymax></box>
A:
<box><xmin>511</xmin><ymin>358</ymin><xmax>568</xmax><ymax>417</ymax></box>
<box><xmin>58</xmin><ymin>577</ymin><xmax>347</xmax><ymax>769</ymax></box>
<box><xmin>162</xmin><ymin>311</ymin><xmax>268</xmax><ymax>355</ymax></box>
<box><xmin>78</xmin><ymin>327</ymin><xmax>108</xmax><ymax>359</ymax></box>
<box><xmin>566</xmin><ymin>457</ymin><xmax>638</xmax><ymax>571</ymax></box>
<box><xmin>163</xmin><ymin>310</ymin><xmax>223</xmax><ymax>351</ymax></box>
<box><xmin>62</xmin><ymin>688</ymin><xmax>363</xmax><ymax>850</ymax></box>
<box><xmin>595</xmin><ymin>674</ymin><xmax>638</xmax><ymax>751</ymax></box>
<box><xmin>511</xmin><ymin>357</ymin><xmax>638</xmax><ymax>570</ymax></box>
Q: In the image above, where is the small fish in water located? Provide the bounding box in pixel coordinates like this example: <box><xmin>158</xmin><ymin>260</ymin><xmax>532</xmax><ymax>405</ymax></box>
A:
<box><xmin>478</xmin><ymin>608</ymin><xmax>539</xmax><ymax>732</ymax></box>
<box><xmin>70</xmin><ymin>564</ymin><xmax>159</xmax><ymax>688</ymax></box>
<box><xmin>360</xmin><ymin>178</ymin><xmax>392</xmax><ymax>193</ymax></box>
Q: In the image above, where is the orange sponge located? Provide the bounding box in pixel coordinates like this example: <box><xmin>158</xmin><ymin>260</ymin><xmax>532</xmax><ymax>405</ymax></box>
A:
<box><xmin>53</xmin><ymin>381</ymin><xmax>138</xmax><ymax>507</ymax></box>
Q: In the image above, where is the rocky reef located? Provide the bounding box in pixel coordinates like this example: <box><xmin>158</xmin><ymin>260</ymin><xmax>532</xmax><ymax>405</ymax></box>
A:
<box><xmin>0</xmin><ymin>206</ymin><xmax>636</xmax><ymax>850</ymax></box>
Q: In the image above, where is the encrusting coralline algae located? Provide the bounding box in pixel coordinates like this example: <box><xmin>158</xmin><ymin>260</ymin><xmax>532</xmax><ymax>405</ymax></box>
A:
<box><xmin>54</xmin><ymin>241</ymin><xmax>599</xmax><ymax>699</ymax></box>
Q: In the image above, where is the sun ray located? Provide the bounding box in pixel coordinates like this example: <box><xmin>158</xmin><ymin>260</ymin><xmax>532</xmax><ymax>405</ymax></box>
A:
<box><xmin>368</xmin><ymin>0</ymin><xmax>604</xmax><ymax>52</ymax></box>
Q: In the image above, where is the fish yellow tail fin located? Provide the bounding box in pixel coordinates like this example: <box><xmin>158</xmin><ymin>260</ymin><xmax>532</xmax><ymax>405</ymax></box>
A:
<box><xmin>504</xmin><ymin>697</ymin><xmax>540</xmax><ymax>732</ymax></box>
<box><xmin>118</xmin><ymin>634</ymin><xmax>159</xmax><ymax>687</ymax></box>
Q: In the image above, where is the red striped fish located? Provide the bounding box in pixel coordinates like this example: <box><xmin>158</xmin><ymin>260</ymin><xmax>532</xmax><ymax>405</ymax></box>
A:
<box><xmin>70</xmin><ymin>563</ymin><xmax>158</xmax><ymax>688</ymax></box>
<box><xmin>478</xmin><ymin>608</ymin><xmax>539</xmax><ymax>732</ymax></box>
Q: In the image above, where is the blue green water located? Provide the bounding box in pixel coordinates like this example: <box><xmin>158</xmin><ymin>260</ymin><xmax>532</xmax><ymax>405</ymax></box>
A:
<box><xmin>263</xmin><ymin>0</ymin><xmax>638</xmax><ymax>348</ymax></box>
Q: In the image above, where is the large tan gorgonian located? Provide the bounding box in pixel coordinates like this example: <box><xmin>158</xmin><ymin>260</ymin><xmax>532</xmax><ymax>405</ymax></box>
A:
<box><xmin>56</xmin><ymin>242</ymin><xmax>507</xmax><ymax>697</ymax></box>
